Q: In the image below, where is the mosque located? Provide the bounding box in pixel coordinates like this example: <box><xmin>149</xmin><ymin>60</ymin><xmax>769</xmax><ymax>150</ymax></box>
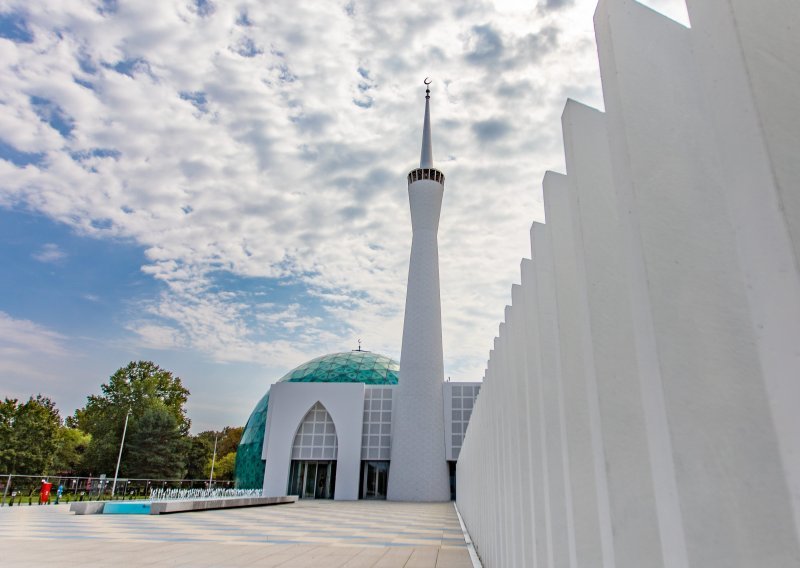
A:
<box><xmin>234</xmin><ymin>83</ymin><xmax>480</xmax><ymax>501</ymax></box>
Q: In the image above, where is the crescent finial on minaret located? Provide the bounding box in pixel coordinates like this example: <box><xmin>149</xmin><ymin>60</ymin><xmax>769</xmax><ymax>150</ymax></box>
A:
<box><xmin>420</xmin><ymin>78</ymin><xmax>433</xmax><ymax>168</ymax></box>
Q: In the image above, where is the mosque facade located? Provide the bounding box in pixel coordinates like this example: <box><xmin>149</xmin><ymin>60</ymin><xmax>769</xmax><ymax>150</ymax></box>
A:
<box><xmin>234</xmin><ymin>85</ymin><xmax>479</xmax><ymax>501</ymax></box>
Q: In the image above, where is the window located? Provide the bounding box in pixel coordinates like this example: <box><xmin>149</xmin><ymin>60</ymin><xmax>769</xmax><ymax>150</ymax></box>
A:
<box><xmin>362</xmin><ymin>387</ymin><xmax>393</xmax><ymax>460</ymax></box>
<box><xmin>291</xmin><ymin>402</ymin><xmax>338</xmax><ymax>460</ymax></box>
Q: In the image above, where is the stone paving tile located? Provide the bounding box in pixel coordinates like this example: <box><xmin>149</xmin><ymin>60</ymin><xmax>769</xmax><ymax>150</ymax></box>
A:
<box><xmin>372</xmin><ymin>547</ymin><xmax>415</xmax><ymax>567</ymax></box>
<box><xmin>0</xmin><ymin>500</ymin><xmax>473</xmax><ymax>567</ymax></box>
<box><xmin>404</xmin><ymin>546</ymin><xmax>440</xmax><ymax>567</ymax></box>
<box><xmin>435</xmin><ymin>548</ymin><xmax>473</xmax><ymax>568</ymax></box>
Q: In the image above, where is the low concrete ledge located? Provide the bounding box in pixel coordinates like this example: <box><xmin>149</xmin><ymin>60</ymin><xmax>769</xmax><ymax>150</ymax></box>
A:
<box><xmin>70</xmin><ymin>501</ymin><xmax>105</xmax><ymax>515</ymax></box>
<box><xmin>149</xmin><ymin>495</ymin><xmax>297</xmax><ymax>515</ymax></box>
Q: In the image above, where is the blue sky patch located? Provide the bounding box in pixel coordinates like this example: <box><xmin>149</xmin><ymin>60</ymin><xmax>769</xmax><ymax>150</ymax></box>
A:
<box><xmin>180</xmin><ymin>91</ymin><xmax>208</xmax><ymax>112</ymax></box>
<box><xmin>0</xmin><ymin>140</ymin><xmax>45</xmax><ymax>167</ymax></box>
<box><xmin>107</xmin><ymin>57</ymin><xmax>151</xmax><ymax>78</ymax></box>
<box><xmin>0</xmin><ymin>12</ymin><xmax>33</xmax><ymax>43</ymax></box>
<box><xmin>0</xmin><ymin>208</ymin><xmax>159</xmax><ymax>337</ymax></box>
<box><xmin>30</xmin><ymin>96</ymin><xmax>75</xmax><ymax>138</ymax></box>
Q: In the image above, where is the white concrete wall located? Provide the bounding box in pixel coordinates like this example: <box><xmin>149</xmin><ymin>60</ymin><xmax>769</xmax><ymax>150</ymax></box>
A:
<box><xmin>456</xmin><ymin>1</ymin><xmax>800</xmax><ymax>566</ymax></box>
<box><xmin>262</xmin><ymin>382</ymin><xmax>364</xmax><ymax>500</ymax></box>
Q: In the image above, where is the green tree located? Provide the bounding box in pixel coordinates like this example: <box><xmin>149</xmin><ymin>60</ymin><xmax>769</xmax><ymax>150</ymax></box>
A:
<box><xmin>0</xmin><ymin>399</ymin><xmax>16</xmax><ymax>471</ymax></box>
<box><xmin>197</xmin><ymin>426</ymin><xmax>243</xmax><ymax>458</ymax></box>
<box><xmin>0</xmin><ymin>396</ymin><xmax>61</xmax><ymax>474</ymax></box>
<box><xmin>74</xmin><ymin>361</ymin><xmax>190</xmax><ymax>475</ymax></box>
<box><xmin>185</xmin><ymin>436</ymin><xmax>213</xmax><ymax>480</ymax></box>
<box><xmin>122</xmin><ymin>406</ymin><xmax>190</xmax><ymax>479</ymax></box>
<box><xmin>194</xmin><ymin>426</ymin><xmax>243</xmax><ymax>481</ymax></box>
<box><xmin>205</xmin><ymin>452</ymin><xmax>237</xmax><ymax>481</ymax></box>
<box><xmin>52</xmin><ymin>427</ymin><xmax>91</xmax><ymax>475</ymax></box>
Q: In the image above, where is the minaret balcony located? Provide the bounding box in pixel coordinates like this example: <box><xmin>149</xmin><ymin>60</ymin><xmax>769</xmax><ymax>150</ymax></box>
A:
<box><xmin>407</xmin><ymin>167</ymin><xmax>445</xmax><ymax>186</ymax></box>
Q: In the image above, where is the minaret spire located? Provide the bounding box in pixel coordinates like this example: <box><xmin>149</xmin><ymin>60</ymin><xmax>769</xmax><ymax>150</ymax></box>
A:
<box><xmin>420</xmin><ymin>78</ymin><xmax>433</xmax><ymax>169</ymax></box>
<box><xmin>388</xmin><ymin>77</ymin><xmax>450</xmax><ymax>502</ymax></box>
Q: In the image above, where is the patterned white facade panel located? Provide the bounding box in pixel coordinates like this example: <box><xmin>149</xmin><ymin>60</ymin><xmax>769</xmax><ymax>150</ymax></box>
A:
<box><xmin>443</xmin><ymin>382</ymin><xmax>481</xmax><ymax>461</ymax></box>
<box><xmin>361</xmin><ymin>387</ymin><xmax>393</xmax><ymax>460</ymax></box>
<box><xmin>291</xmin><ymin>402</ymin><xmax>338</xmax><ymax>460</ymax></box>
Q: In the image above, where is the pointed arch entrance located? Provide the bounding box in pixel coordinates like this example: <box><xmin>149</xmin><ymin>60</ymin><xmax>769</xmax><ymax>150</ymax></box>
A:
<box><xmin>287</xmin><ymin>402</ymin><xmax>338</xmax><ymax>499</ymax></box>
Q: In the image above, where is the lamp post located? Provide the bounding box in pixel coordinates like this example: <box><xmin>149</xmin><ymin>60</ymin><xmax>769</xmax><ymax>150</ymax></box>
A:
<box><xmin>208</xmin><ymin>434</ymin><xmax>219</xmax><ymax>487</ymax></box>
<box><xmin>111</xmin><ymin>407</ymin><xmax>131</xmax><ymax>497</ymax></box>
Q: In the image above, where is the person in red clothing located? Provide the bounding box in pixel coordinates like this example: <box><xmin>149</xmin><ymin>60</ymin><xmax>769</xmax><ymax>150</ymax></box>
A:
<box><xmin>39</xmin><ymin>480</ymin><xmax>52</xmax><ymax>504</ymax></box>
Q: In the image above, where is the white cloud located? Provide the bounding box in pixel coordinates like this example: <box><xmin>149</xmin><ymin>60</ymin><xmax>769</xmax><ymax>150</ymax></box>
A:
<box><xmin>0</xmin><ymin>311</ymin><xmax>67</xmax><ymax>355</ymax></box>
<box><xmin>32</xmin><ymin>242</ymin><xmax>67</xmax><ymax>263</ymax></box>
<box><xmin>0</xmin><ymin>311</ymin><xmax>70</xmax><ymax>385</ymax></box>
<box><xmin>0</xmin><ymin>0</ymin><xmax>688</xmax><ymax>384</ymax></box>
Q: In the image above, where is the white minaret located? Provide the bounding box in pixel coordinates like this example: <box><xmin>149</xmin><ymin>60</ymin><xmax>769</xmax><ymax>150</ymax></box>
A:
<box><xmin>388</xmin><ymin>80</ymin><xmax>451</xmax><ymax>502</ymax></box>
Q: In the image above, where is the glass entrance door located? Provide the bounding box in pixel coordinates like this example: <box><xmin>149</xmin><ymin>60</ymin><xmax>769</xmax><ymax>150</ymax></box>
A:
<box><xmin>303</xmin><ymin>462</ymin><xmax>317</xmax><ymax>498</ymax></box>
<box><xmin>361</xmin><ymin>461</ymin><xmax>389</xmax><ymax>499</ymax></box>
<box><xmin>288</xmin><ymin>460</ymin><xmax>336</xmax><ymax>499</ymax></box>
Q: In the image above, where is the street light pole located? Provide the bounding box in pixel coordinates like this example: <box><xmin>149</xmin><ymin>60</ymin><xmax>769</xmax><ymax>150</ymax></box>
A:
<box><xmin>208</xmin><ymin>434</ymin><xmax>218</xmax><ymax>487</ymax></box>
<box><xmin>111</xmin><ymin>407</ymin><xmax>131</xmax><ymax>497</ymax></box>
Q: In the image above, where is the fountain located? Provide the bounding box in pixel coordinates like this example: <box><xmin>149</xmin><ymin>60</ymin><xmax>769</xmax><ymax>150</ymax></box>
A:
<box><xmin>71</xmin><ymin>487</ymin><xmax>295</xmax><ymax>515</ymax></box>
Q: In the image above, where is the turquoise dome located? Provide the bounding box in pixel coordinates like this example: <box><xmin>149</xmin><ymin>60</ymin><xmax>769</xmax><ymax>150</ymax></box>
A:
<box><xmin>234</xmin><ymin>351</ymin><xmax>399</xmax><ymax>489</ymax></box>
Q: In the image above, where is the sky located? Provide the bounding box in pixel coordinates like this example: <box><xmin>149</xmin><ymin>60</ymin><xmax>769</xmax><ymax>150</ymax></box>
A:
<box><xmin>0</xmin><ymin>0</ymin><xmax>688</xmax><ymax>432</ymax></box>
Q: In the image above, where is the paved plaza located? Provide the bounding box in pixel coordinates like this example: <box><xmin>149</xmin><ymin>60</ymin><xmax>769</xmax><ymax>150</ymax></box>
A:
<box><xmin>0</xmin><ymin>500</ymin><xmax>474</xmax><ymax>567</ymax></box>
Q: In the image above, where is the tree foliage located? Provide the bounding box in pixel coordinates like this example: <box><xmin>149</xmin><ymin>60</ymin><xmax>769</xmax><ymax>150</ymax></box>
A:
<box><xmin>2</xmin><ymin>361</ymin><xmax>248</xmax><ymax>481</ymax></box>
<box><xmin>73</xmin><ymin>361</ymin><xmax>190</xmax><ymax>476</ymax></box>
<box><xmin>198</xmin><ymin>426</ymin><xmax>243</xmax><ymax>457</ymax></box>
<box><xmin>0</xmin><ymin>395</ymin><xmax>61</xmax><ymax>474</ymax></box>
<box><xmin>190</xmin><ymin>426</ymin><xmax>244</xmax><ymax>481</ymax></box>
<box><xmin>185</xmin><ymin>436</ymin><xmax>213</xmax><ymax>480</ymax></box>
<box><xmin>52</xmin><ymin>427</ymin><xmax>91</xmax><ymax>475</ymax></box>
<box><xmin>206</xmin><ymin>451</ymin><xmax>236</xmax><ymax>481</ymax></box>
<box><xmin>122</xmin><ymin>405</ymin><xmax>190</xmax><ymax>479</ymax></box>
